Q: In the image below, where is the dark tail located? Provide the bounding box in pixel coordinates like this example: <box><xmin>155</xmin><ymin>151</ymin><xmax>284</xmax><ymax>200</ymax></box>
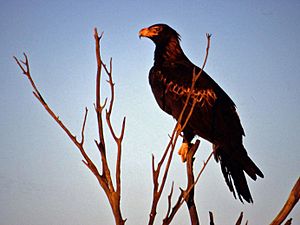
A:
<box><xmin>214</xmin><ymin>145</ymin><xmax>264</xmax><ymax>203</ymax></box>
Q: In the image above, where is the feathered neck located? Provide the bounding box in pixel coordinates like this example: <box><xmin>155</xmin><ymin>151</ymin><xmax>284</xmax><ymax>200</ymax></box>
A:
<box><xmin>154</xmin><ymin>36</ymin><xmax>188</xmax><ymax>66</ymax></box>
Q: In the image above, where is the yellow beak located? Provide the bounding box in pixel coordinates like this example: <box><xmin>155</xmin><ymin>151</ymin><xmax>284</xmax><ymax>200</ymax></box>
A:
<box><xmin>139</xmin><ymin>27</ymin><xmax>154</xmax><ymax>39</ymax></box>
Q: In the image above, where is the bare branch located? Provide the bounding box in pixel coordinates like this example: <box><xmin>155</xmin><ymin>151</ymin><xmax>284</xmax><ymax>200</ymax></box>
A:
<box><xmin>209</xmin><ymin>211</ymin><xmax>215</xmax><ymax>225</ymax></box>
<box><xmin>15</xmin><ymin>27</ymin><xmax>126</xmax><ymax>225</ymax></box>
<box><xmin>184</xmin><ymin>140</ymin><xmax>200</xmax><ymax>225</ymax></box>
<box><xmin>106</xmin><ymin>57</ymin><xmax>114</xmax><ymax>116</ymax></box>
<box><xmin>93</xmin><ymin>28</ymin><xmax>114</xmax><ymax>194</ymax></box>
<box><xmin>166</xmin><ymin>140</ymin><xmax>201</xmax><ymax>224</ymax></box>
<box><xmin>235</xmin><ymin>212</ymin><xmax>243</xmax><ymax>225</ymax></box>
<box><xmin>270</xmin><ymin>177</ymin><xmax>300</xmax><ymax>225</ymax></box>
<box><xmin>162</xmin><ymin>141</ymin><xmax>213</xmax><ymax>225</ymax></box>
<box><xmin>200</xmin><ymin>33</ymin><xmax>211</xmax><ymax>74</ymax></box>
<box><xmin>162</xmin><ymin>189</ymin><xmax>183</xmax><ymax>225</ymax></box>
<box><xmin>94</xmin><ymin>28</ymin><xmax>106</xmax><ymax>151</ymax></box>
<box><xmin>13</xmin><ymin>55</ymin><xmax>27</xmax><ymax>74</ymax></box>
<box><xmin>119</xmin><ymin>117</ymin><xmax>126</xmax><ymax>141</ymax></box>
<box><xmin>80</xmin><ymin>107</ymin><xmax>88</xmax><ymax>145</ymax></box>
<box><xmin>165</xmin><ymin>182</ymin><xmax>175</xmax><ymax>219</ymax></box>
<box><xmin>284</xmin><ymin>218</ymin><xmax>292</xmax><ymax>225</ymax></box>
<box><xmin>97</xmin><ymin>45</ymin><xmax>126</xmax><ymax>199</ymax></box>
<box><xmin>93</xmin><ymin>28</ymin><xmax>126</xmax><ymax>225</ymax></box>
<box><xmin>14</xmin><ymin>54</ymin><xmax>46</xmax><ymax>104</ymax></box>
<box><xmin>194</xmin><ymin>151</ymin><xmax>213</xmax><ymax>187</ymax></box>
<box><xmin>14</xmin><ymin>55</ymin><xmax>95</xmax><ymax>172</ymax></box>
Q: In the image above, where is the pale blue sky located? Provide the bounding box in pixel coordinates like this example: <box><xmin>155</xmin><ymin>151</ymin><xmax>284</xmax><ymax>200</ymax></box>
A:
<box><xmin>1</xmin><ymin>1</ymin><xmax>299</xmax><ymax>224</ymax></box>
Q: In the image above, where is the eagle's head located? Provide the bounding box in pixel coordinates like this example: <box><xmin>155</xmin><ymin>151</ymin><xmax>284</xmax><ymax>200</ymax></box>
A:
<box><xmin>139</xmin><ymin>24</ymin><xmax>180</xmax><ymax>45</ymax></box>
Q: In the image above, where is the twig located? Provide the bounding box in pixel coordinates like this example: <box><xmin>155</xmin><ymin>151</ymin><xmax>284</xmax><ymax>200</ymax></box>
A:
<box><xmin>209</xmin><ymin>211</ymin><xmax>215</xmax><ymax>225</ymax></box>
<box><xmin>166</xmin><ymin>182</ymin><xmax>175</xmax><ymax>218</ymax></box>
<box><xmin>13</xmin><ymin>54</ymin><xmax>97</xmax><ymax>176</ymax></box>
<box><xmin>235</xmin><ymin>212</ymin><xmax>243</xmax><ymax>225</ymax></box>
<box><xmin>80</xmin><ymin>107</ymin><xmax>88</xmax><ymax>145</ymax></box>
<box><xmin>94</xmin><ymin>28</ymin><xmax>106</xmax><ymax>148</ymax></box>
<box><xmin>284</xmin><ymin>218</ymin><xmax>292</xmax><ymax>225</ymax></box>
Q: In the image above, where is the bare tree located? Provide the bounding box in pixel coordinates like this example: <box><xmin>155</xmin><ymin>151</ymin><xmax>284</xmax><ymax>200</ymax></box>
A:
<box><xmin>14</xmin><ymin>28</ymin><xmax>299</xmax><ymax>225</ymax></box>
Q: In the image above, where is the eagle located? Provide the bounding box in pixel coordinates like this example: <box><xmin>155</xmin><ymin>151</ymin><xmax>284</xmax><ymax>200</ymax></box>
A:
<box><xmin>139</xmin><ymin>24</ymin><xmax>263</xmax><ymax>203</ymax></box>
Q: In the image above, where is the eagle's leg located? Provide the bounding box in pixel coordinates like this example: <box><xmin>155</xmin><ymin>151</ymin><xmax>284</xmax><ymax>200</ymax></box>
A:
<box><xmin>178</xmin><ymin>128</ymin><xmax>194</xmax><ymax>162</ymax></box>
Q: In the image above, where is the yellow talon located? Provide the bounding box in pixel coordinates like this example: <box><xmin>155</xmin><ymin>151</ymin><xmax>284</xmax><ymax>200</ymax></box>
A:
<box><xmin>178</xmin><ymin>143</ymin><xmax>189</xmax><ymax>162</ymax></box>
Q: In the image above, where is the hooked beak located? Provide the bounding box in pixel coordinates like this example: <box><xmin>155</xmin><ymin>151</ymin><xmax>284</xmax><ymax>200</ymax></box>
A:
<box><xmin>139</xmin><ymin>27</ymin><xmax>154</xmax><ymax>39</ymax></box>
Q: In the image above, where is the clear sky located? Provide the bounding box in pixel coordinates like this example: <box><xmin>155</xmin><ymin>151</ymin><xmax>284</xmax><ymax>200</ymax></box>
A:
<box><xmin>1</xmin><ymin>1</ymin><xmax>299</xmax><ymax>224</ymax></box>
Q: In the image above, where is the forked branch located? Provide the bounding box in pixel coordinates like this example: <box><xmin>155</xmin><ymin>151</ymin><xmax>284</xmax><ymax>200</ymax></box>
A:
<box><xmin>13</xmin><ymin>54</ymin><xmax>95</xmax><ymax>173</ymax></box>
<box><xmin>163</xmin><ymin>141</ymin><xmax>213</xmax><ymax>225</ymax></box>
<box><xmin>14</xmin><ymin>27</ymin><xmax>126</xmax><ymax>225</ymax></box>
<box><xmin>163</xmin><ymin>140</ymin><xmax>201</xmax><ymax>225</ymax></box>
<box><xmin>93</xmin><ymin>28</ymin><xmax>126</xmax><ymax>225</ymax></box>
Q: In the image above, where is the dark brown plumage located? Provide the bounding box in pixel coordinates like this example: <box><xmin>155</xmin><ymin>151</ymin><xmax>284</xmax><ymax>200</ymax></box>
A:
<box><xmin>139</xmin><ymin>24</ymin><xmax>264</xmax><ymax>203</ymax></box>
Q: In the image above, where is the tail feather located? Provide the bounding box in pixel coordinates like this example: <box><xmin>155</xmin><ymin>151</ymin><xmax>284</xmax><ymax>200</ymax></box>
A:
<box><xmin>214</xmin><ymin>145</ymin><xmax>263</xmax><ymax>203</ymax></box>
<box><xmin>243</xmin><ymin>153</ymin><xmax>264</xmax><ymax>180</ymax></box>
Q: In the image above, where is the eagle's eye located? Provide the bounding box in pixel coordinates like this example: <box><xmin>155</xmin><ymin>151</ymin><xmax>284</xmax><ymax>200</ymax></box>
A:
<box><xmin>153</xmin><ymin>26</ymin><xmax>162</xmax><ymax>33</ymax></box>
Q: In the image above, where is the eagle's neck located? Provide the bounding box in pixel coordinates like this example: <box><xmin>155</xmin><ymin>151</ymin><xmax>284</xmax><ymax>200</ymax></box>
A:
<box><xmin>154</xmin><ymin>37</ymin><xmax>187</xmax><ymax>66</ymax></box>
